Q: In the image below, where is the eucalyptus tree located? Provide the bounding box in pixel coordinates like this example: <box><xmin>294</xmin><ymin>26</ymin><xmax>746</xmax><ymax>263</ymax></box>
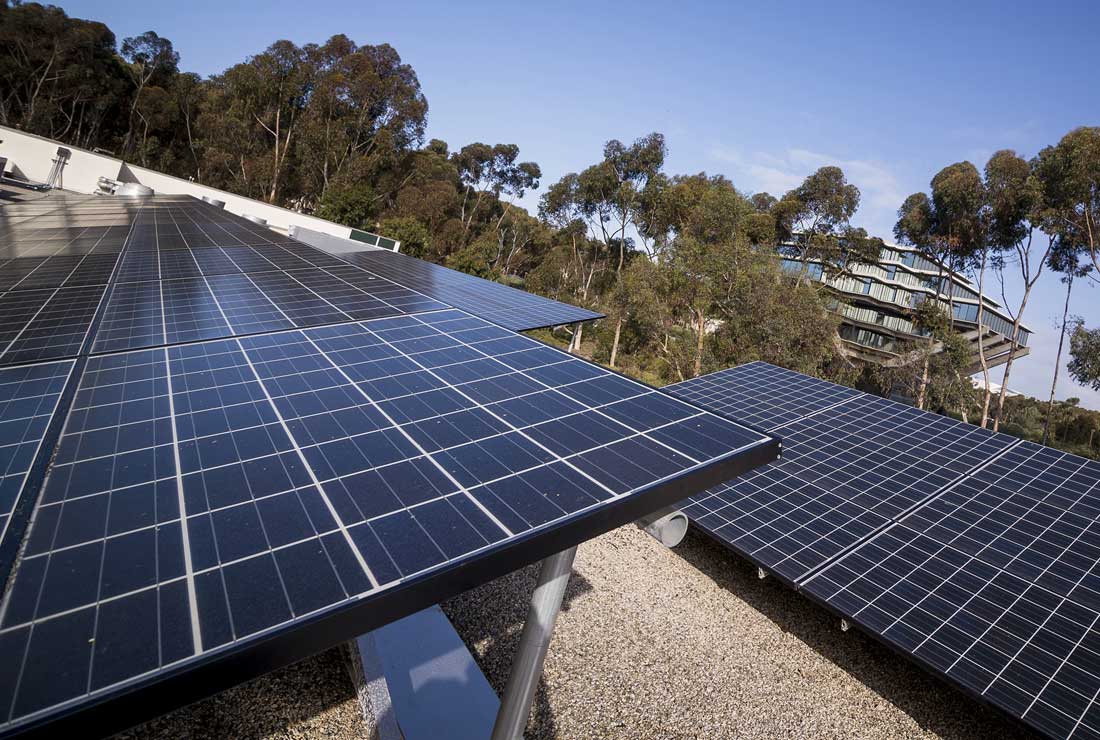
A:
<box><xmin>383</xmin><ymin>140</ymin><xmax>462</xmax><ymax>254</ymax></box>
<box><xmin>200</xmin><ymin>40</ymin><xmax>309</xmax><ymax>203</ymax></box>
<box><xmin>983</xmin><ymin>150</ymin><xmax>1054</xmax><ymax>431</ymax></box>
<box><xmin>597</xmin><ymin>133</ymin><xmax>666</xmax><ymax>266</ymax></box>
<box><xmin>452</xmin><ymin>143</ymin><xmax>540</xmax><ymax>240</ymax></box>
<box><xmin>1034</xmin><ymin>128</ymin><xmax>1100</xmax><ymax>277</ymax></box>
<box><xmin>774</xmin><ymin>166</ymin><xmax>879</xmax><ymax>283</ymax></box>
<box><xmin>894</xmin><ymin>162</ymin><xmax>986</xmax><ymax>411</ymax></box>
<box><xmin>297</xmin><ymin>37</ymin><xmax>427</xmax><ymax>208</ymax></box>
<box><xmin>1069</xmin><ymin>324</ymin><xmax>1100</xmax><ymax>394</ymax></box>
<box><xmin>543</xmin><ymin>133</ymin><xmax>665</xmax><ymax>365</ymax></box>
<box><xmin>640</xmin><ymin>173</ymin><xmax>754</xmax><ymax>376</ymax></box>
<box><xmin>172</xmin><ymin>72</ymin><xmax>206</xmax><ymax>179</ymax></box>
<box><xmin>869</xmin><ymin>300</ymin><xmax>977</xmax><ymax>421</ymax></box>
<box><xmin>749</xmin><ymin>192</ymin><xmax>778</xmax><ymax>212</ymax></box>
<box><xmin>0</xmin><ymin>2</ymin><xmax>129</xmax><ymax>147</ymax></box>
<box><xmin>1043</xmin><ymin>241</ymin><xmax>1093</xmax><ymax>445</ymax></box>
<box><xmin>538</xmin><ymin>173</ymin><xmax>611</xmax><ymax>353</ymax></box>
<box><xmin>120</xmin><ymin>31</ymin><xmax>179</xmax><ymax>159</ymax></box>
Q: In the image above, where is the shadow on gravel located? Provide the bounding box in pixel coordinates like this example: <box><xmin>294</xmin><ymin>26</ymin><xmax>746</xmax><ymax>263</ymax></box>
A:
<box><xmin>442</xmin><ymin>561</ymin><xmax>594</xmax><ymax>740</ymax></box>
<box><xmin>673</xmin><ymin>528</ymin><xmax>1040</xmax><ymax>740</ymax></box>
<box><xmin>116</xmin><ymin>646</ymin><xmax>358</xmax><ymax>740</ymax></box>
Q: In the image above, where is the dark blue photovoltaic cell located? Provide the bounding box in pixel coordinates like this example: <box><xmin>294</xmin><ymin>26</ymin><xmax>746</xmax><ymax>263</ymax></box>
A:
<box><xmin>0</xmin><ymin>285</ymin><xmax>106</xmax><ymax>367</ymax></box>
<box><xmin>93</xmin><ymin>267</ymin><xmax>450</xmax><ymax>353</ymax></box>
<box><xmin>678</xmin><ymin>392</ymin><xmax>1017</xmax><ymax>581</ymax></box>
<box><xmin>335</xmin><ymin>248</ymin><xmax>604</xmax><ymax>331</ymax></box>
<box><xmin>242</xmin><ymin>270</ymin><xmax>349</xmax><ymax>325</ymax></box>
<box><xmin>0</xmin><ymin>201</ymin><xmax>131</xmax><ymax>260</ymax></box>
<box><xmin>0</xmin><ymin>305</ymin><xmax>774</xmax><ymax>735</ymax></box>
<box><xmin>0</xmin><ymin>361</ymin><xmax>73</xmax><ymax>543</ymax></box>
<box><xmin>0</xmin><ymin>260</ymin><xmax>49</xmax><ymax>292</ymax></box>
<box><xmin>805</xmin><ymin>443</ymin><xmax>1100</xmax><ymax>740</ymax></box>
<box><xmin>665</xmin><ymin>360</ymin><xmax>862</xmax><ymax>431</ymax></box>
<box><xmin>0</xmin><ymin>254</ymin><xmax>117</xmax><ymax>293</ymax></box>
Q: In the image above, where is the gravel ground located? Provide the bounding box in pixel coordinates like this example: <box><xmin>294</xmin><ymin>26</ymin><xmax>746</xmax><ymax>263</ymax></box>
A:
<box><xmin>121</xmin><ymin>525</ymin><xmax>1038</xmax><ymax>739</ymax></box>
<box><xmin>117</xmin><ymin>647</ymin><xmax>364</xmax><ymax>740</ymax></box>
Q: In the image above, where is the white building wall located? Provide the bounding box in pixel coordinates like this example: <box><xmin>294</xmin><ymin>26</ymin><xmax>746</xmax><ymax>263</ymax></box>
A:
<box><xmin>0</xmin><ymin>126</ymin><xmax>123</xmax><ymax>194</ymax></box>
<box><xmin>0</xmin><ymin>125</ymin><xmax>354</xmax><ymax>238</ymax></box>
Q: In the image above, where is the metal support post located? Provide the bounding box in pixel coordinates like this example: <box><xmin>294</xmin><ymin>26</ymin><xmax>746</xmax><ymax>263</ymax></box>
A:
<box><xmin>490</xmin><ymin>546</ymin><xmax>578</xmax><ymax>740</ymax></box>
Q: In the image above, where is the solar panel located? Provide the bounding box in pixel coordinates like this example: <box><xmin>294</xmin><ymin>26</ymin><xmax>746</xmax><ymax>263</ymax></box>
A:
<box><xmin>0</xmin><ymin>310</ymin><xmax>775</xmax><ymax>736</ymax></box>
<box><xmin>804</xmin><ymin>442</ymin><xmax>1100</xmax><ymax>739</ymax></box>
<box><xmin>333</xmin><ymin>249</ymin><xmax>604</xmax><ymax>331</ymax></box>
<box><xmin>0</xmin><ymin>285</ymin><xmax>108</xmax><ymax>366</ymax></box>
<box><xmin>0</xmin><ymin>196</ymin><xmax>777</xmax><ymax>737</ymax></box>
<box><xmin>666</xmin><ymin>365</ymin><xmax>1018</xmax><ymax>581</ymax></box>
<box><xmin>0</xmin><ymin>361</ymin><xmax>73</xmax><ymax>543</ymax></box>
<box><xmin>0</xmin><ymin>254</ymin><xmax>118</xmax><ymax>292</ymax></box>
<box><xmin>665</xmin><ymin>360</ymin><xmax>861</xmax><ymax>431</ymax></box>
<box><xmin>668</xmin><ymin>361</ymin><xmax>1100</xmax><ymax>739</ymax></box>
<box><xmin>93</xmin><ymin>269</ymin><xmax>451</xmax><ymax>353</ymax></box>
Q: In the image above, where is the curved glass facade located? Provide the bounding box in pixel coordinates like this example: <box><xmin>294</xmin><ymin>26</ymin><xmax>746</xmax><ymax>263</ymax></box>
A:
<box><xmin>778</xmin><ymin>242</ymin><xmax>1031</xmax><ymax>357</ymax></box>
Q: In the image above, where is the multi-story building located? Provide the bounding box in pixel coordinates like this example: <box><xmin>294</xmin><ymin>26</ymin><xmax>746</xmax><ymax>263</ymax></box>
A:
<box><xmin>780</xmin><ymin>240</ymin><xmax>1031</xmax><ymax>372</ymax></box>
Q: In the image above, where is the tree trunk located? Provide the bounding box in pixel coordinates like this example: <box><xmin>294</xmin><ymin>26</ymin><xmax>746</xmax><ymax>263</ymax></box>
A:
<box><xmin>992</xmin><ymin>286</ymin><xmax>1032</xmax><ymax>432</ymax></box>
<box><xmin>693</xmin><ymin>310</ymin><xmax>706</xmax><ymax>378</ymax></box>
<box><xmin>976</xmin><ymin>249</ymin><xmax>991</xmax><ymax>428</ymax></box>
<box><xmin>569</xmin><ymin>321</ymin><xmax>584</xmax><ymax>355</ymax></box>
<box><xmin>609</xmin><ymin>317</ymin><xmax>623</xmax><ymax>369</ymax></box>
<box><xmin>1042</xmin><ymin>277</ymin><xmax>1074</xmax><ymax>446</ymax></box>
<box><xmin>123</xmin><ymin>68</ymin><xmax>148</xmax><ymax>159</ymax></box>
<box><xmin>269</xmin><ymin>108</ymin><xmax>281</xmax><ymax>204</ymax></box>
<box><xmin>916</xmin><ymin>354</ymin><xmax>930</xmax><ymax>410</ymax></box>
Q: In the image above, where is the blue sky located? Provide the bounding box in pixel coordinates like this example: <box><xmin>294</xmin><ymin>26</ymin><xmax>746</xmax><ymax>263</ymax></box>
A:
<box><xmin>58</xmin><ymin>0</ymin><xmax>1100</xmax><ymax>407</ymax></box>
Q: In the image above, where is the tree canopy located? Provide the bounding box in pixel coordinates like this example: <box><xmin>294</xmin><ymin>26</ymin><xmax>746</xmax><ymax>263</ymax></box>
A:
<box><xmin>3</xmin><ymin>2</ymin><xmax>1098</xmax><ymax>460</ymax></box>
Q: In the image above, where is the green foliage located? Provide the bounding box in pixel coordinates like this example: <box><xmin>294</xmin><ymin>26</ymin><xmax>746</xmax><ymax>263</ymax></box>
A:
<box><xmin>896</xmin><ymin>161</ymin><xmax>987</xmax><ymax>275</ymax></box>
<box><xmin>445</xmin><ymin>233</ymin><xmax>501</xmax><ymax>279</ymax></box>
<box><xmin>0</xmin><ymin>2</ymin><xmax>129</xmax><ymax>147</ymax></box>
<box><xmin>774</xmin><ymin>166</ymin><xmax>880</xmax><ymax>277</ymax></box>
<box><xmin>984</xmin><ymin>150</ymin><xmax>1036</xmax><ymax>250</ymax></box>
<box><xmin>710</xmin><ymin>260</ymin><xmax>843</xmax><ymax>376</ymax></box>
<box><xmin>1033</xmin><ymin>127</ymin><xmax>1100</xmax><ymax>274</ymax></box>
<box><xmin>1069</xmin><ymin>324</ymin><xmax>1100</xmax><ymax>392</ymax></box>
<box><xmin>378</xmin><ymin>217</ymin><xmax>430</xmax><ymax>259</ymax></box>
<box><xmin>867</xmin><ymin>301</ymin><xmax>977</xmax><ymax>419</ymax></box>
<box><xmin>999</xmin><ymin>393</ymin><xmax>1100</xmax><ymax>460</ymax></box>
<box><xmin>315</xmin><ymin>183</ymin><xmax>376</xmax><ymax>229</ymax></box>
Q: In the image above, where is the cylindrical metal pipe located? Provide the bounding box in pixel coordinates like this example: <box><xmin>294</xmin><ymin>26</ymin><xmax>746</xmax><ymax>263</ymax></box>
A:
<box><xmin>491</xmin><ymin>546</ymin><xmax>577</xmax><ymax>740</ymax></box>
<box><xmin>243</xmin><ymin>214</ymin><xmax>267</xmax><ymax>225</ymax></box>
<box><xmin>201</xmin><ymin>195</ymin><xmax>226</xmax><ymax>208</ymax></box>
<box><xmin>635</xmin><ymin>506</ymin><xmax>689</xmax><ymax>547</ymax></box>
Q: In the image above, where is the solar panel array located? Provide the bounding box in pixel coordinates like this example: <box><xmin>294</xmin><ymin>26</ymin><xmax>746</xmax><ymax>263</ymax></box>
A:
<box><xmin>666</xmin><ymin>361</ymin><xmax>1100</xmax><ymax>739</ymax></box>
<box><xmin>0</xmin><ymin>194</ymin><xmax>776</xmax><ymax>738</ymax></box>
<box><xmin>337</xmin><ymin>248</ymin><xmax>604</xmax><ymax>331</ymax></box>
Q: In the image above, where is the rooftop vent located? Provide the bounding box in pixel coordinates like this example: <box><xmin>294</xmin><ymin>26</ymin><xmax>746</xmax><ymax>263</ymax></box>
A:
<box><xmin>115</xmin><ymin>182</ymin><xmax>154</xmax><ymax>197</ymax></box>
